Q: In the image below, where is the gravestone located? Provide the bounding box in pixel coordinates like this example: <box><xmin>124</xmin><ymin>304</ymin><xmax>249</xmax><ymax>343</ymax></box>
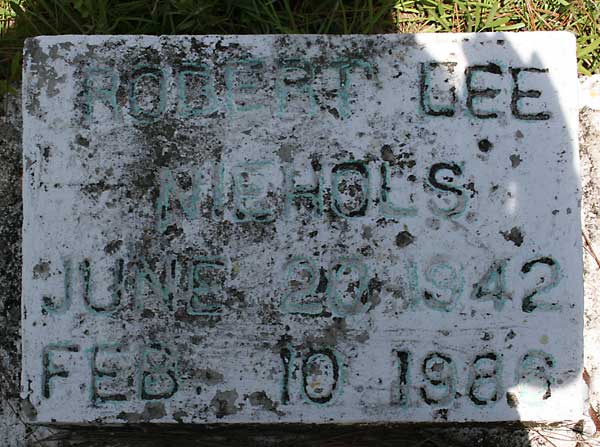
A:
<box><xmin>21</xmin><ymin>33</ymin><xmax>585</xmax><ymax>425</ymax></box>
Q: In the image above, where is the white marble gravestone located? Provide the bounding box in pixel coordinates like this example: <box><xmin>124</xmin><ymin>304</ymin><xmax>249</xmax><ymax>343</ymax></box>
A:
<box><xmin>21</xmin><ymin>32</ymin><xmax>584</xmax><ymax>424</ymax></box>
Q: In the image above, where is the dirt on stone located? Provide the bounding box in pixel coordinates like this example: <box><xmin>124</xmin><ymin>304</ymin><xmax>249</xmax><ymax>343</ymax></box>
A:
<box><xmin>2</xmin><ymin>86</ymin><xmax>600</xmax><ymax>446</ymax></box>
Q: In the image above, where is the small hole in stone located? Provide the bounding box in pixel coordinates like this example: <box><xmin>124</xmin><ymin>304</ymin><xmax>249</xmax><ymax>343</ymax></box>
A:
<box><xmin>478</xmin><ymin>139</ymin><xmax>493</xmax><ymax>152</ymax></box>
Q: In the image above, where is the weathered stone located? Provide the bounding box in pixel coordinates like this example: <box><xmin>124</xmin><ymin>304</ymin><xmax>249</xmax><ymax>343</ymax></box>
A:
<box><xmin>21</xmin><ymin>33</ymin><xmax>584</xmax><ymax>425</ymax></box>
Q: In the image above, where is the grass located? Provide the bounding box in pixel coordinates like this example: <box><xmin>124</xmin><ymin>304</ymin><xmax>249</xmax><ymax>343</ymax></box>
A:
<box><xmin>393</xmin><ymin>0</ymin><xmax>600</xmax><ymax>75</ymax></box>
<box><xmin>0</xmin><ymin>0</ymin><xmax>599</xmax><ymax>94</ymax></box>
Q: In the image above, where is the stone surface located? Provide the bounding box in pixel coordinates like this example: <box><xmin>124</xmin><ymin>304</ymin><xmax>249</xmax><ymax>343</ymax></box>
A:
<box><xmin>580</xmin><ymin>74</ymin><xmax>600</xmax><ymax>110</ymax></box>
<box><xmin>581</xmin><ymin>103</ymin><xmax>600</xmax><ymax>422</ymax></box>
<box><xmin>21</xmin><ymin>33</ymin><xmax>584</xmax><ymax>426</ymax></box>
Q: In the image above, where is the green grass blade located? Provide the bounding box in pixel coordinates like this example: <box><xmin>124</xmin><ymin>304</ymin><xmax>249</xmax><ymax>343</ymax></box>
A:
<box><xmin>577</xmin><ymin>37</ymin><xmax>600</xmax><ymax>58</ymax></box>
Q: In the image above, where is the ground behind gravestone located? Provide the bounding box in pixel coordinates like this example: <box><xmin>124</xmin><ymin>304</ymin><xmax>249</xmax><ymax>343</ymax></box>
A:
<box><xmin>1</xmin><ymin>79</ymin><xmax>600</xmax><ymax>445</ymax></box>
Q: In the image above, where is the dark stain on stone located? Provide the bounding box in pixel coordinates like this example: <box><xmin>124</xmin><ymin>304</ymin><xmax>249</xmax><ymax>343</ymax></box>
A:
<box><xmin>368</xmin><ymin>276</ymin><xmax>383</xmax><ymax>308</ymax></box>
<box><xmin>163</xmin><ymin>224</ymin><xmax>184</xmax><ymax>239</ymax></box>
<box><xmin>81</xmin><ymin>180</ymin><xmax>111</xmax><ymax>198</ymax></box>
<box><xmin>510</xmin><ymin>153</ymin><xmax>522</xmax><ymax>168</ymax></box>
<box><xmin>327</xmin><ymin>107</ymin><xmax>340</xmax><ymax>119</ymax></box>
<box><xmin>380</xmin><ymin>144</ymin><xmax>394</xmax><ymax>162</ymax></box>
<box><xmin>228</xmin><ymin>287</ymin><xmax>246</xmax><ymax>304</ymax></box>
<box><xmin>174</xmin><ymin>307</ymin><xmax>222</xmax><ymax>326</ymax></box>
<box><xmin>75</xmin><ymin>134</ymin><xmax>89</xmax><ymax>147</ymax></box>
<box><xmin>141</xmin><ymin>309</ymin><xmax>155</xmax><ymax>319</ymax></box>
<box><xmin>315</xmin><ymin>267</ymin><xmax>328</xmax><ymax>294</ymax></box>
<box><xmin>317</xmin><ymin>318</ymin><xmax>347</xmax><ymax>345</ymax></box>
<box><xmin>197</xmin><ymin>368</ymin><xmax>224</xmax><ymax>385</ymax></box>
<box><xmin>362</xmin><ymin>225</ymin><xmax>373</xmax><ymax>240</ymax></box>
<box><xmin>211</xmin><ymin>389</ymin><xmax>239</xmax><ymax>419</ymax></box>
<box><xmin>310</xmin><ymin>156</ymin><xmax>322</xmax><ymax>172</ymax></box>
<box><xmin>144</xmin><ymin>402</ymin><xmax>166</xmax><ymax>420</ymax></box>
<box><xmin>104</xmin><ymin>239</ymin><xmax>122</xmax><ymax>255</ymax></box>
<box><xmin>21</xmin><ymin>399</ymin><xmax>37</xmax><ymax>420</ymax></box>
<box><xmin>464</xmin><ymin>182</ymin><xmax>478</xmax><ymax>198</ymax></box>
<box><xmin>42</xmin><ymin>145</ymin><xmax>51</xmax><ymax>161</ymax></box>
<box><xmin>277</xmin><ymin>143</ymin><xmax>298</xmax><ymax>163</ymax></box>
<box><xmin>172</xmin><ymin>410</ymin><xmax>188</xmax><ymax>423</ymax></box>
<box><xmin>248</xmin><ymin>391</ymin><xmax>283</xmax><ymax>415</ymax></box>
<box><xmin>117</xmin><ymin>402</ymin><xmax>166</xmax><ymax>423</ymax></box>
<box><xmin>356</xmin><ymin>330</ymin><xmax>370</xmax><ymax>343</ymax></box>
<box><xmin>505</xmin><ymin>329</ymin><xmax>517</xmax><ymax>341</ymax></box>
<box><xmin>433</xmin><ymin>408</ymin><xmax>448</xmax><ymax>421</ymax></box>
<box><xmin>395</xmin><ymin>230</ymin><xmax>415</xmax><ymax>248</ymax></box>
<box><xmin>359</xmin><ymin>245</ymin><xmax>374</xmax><ymax>256</ymax></box>
<box><xmin>478</xmin><ymin>138</ymin><xmax>493</xmax><ymax>153</ymax></box>
<box><xmin>506</xmin><ymin>392</ymin><xmax>519</xmax><ymax>408</ymax></box>
<box><xmin>33</xmin><ymin>261</ymin><xmax>51</xmax><ymax>280</ymax></box>
<box><xmin>500</xmin><ymin>227</ymin><xmax>524</xmax><ymax>247</ymax></box>
<box><xmin>24</xmin><ymin>39</ymin><xmax>65</xmax><ymax>103</ymax></box>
